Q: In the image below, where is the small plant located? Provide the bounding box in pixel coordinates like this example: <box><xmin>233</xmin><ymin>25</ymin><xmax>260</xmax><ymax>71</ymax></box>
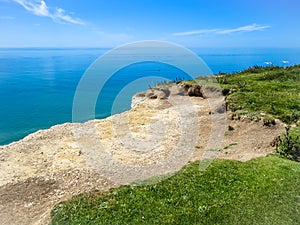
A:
<box><xmin>263</xmin><ymin>116</ymin><xmax>276</xmax><ymax>126</ymax></box>
<box><xmin>275</xmin><ymin>126</ymin><xmax>300</xmax><ymax>162</ymax></box>
<box><xmin>222</xmin><ymin>88</ymin><xmax>230</xmax><ymax>96</ymax></box>
<box><xmin>243</xmin><ymin>65</ymin><xmax>263</xmax><ymax>73</ymax></box>
<box><xmin>228</xmin><ymin>125</ymin><xmax>234</xmax><ymax>131</ymax></box>
<box><xmin>218</xmin><ymin>76</ymin><xmax>228</xmax><ymax>84</ymax></box>
<box><xmin>223</xmin><ymin>142</ymin><xmax>238</xmax><ymax>150</ymax></box>
<box><xmin>237</xmin><ymin>81</ymin><xmax>247</xmax><ymax>89</ymax></box>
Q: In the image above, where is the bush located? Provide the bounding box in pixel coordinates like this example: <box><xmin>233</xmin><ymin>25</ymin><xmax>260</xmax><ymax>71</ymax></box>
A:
<box><xmin>275</xmin><ymin>126</ymin><xmax>300</xmax><ymax>162</ymax></box>
<box><xmin>263</xmin><ymin>116</ymin><xmax>276</xmax><ymax>126</ymax></box>
<box><xmin>222</xmin><ymin>88</ymin><xmax>230</xmax><ymax>96</ymax></box>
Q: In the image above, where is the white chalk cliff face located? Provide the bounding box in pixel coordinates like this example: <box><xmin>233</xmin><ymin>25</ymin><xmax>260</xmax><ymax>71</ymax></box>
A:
<box><xmin>0</xmin><ymin>83</ymin><xmax>285</xmax><ymax>225</ymax></box>
<box><xmin>0</xmin><ymin>84</ymin><xmax>225</xmax><ymax>187</ymax></box>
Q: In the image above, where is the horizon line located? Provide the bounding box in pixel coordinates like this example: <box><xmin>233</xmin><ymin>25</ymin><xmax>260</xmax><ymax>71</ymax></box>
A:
<box><xmin>1</xmin><ymin>46</ymin><xmax>300</xmax><ymax>49</ymax></box>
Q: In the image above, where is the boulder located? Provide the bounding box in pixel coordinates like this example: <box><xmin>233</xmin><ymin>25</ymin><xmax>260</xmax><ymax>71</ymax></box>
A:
<box><xmin>145</xmin><ymin>87</ymin><xmax>170</xmax><ymax>99</ymax></box>
<box><xmin>187</xmin><ymin>85</ymin><xmax>203</xmax><ymax>97</ymax></box>
<box><xmin>176</xmin><ymin>82</ymin><xmax>205</xmax><ymax>98</ymax></box>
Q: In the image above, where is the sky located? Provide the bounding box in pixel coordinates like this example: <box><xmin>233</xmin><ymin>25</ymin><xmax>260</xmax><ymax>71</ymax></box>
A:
<box><xmin>0</xmin><ymin>0</ymin><xmax>300</xmax><ymax>48</ymax></box>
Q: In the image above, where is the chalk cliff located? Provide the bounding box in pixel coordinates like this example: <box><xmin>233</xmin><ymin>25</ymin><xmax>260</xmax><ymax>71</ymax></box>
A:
<box><xmin>0</xmin><ymin>83</ymin><xmax>284</xmax><ymax>225</ymax></box>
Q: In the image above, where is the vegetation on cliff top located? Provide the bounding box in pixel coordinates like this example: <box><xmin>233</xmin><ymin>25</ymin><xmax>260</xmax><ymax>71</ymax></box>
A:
<box><xmin>216</xmin><ymin>65</ymin><xmax>300</xmax><ymax>162</ymax></box>
<box><xmin>217</xmin><ymin>64</ymin><xmax>300</xmax><ymax>125</ymax></box>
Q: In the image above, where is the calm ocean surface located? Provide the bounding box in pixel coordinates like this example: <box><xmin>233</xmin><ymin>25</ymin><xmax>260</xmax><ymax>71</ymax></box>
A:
<box><xmin>1</xmin><ymin>47</ymin><xmax>300</xmax><ymax>145</ymax></box>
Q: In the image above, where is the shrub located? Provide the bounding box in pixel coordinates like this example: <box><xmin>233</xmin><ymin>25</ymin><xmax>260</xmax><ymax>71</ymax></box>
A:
<box><xmin>228</xmin><ymin>125</ymin><xmax>234</xmax><ymax>131</ymax></box>
<box><xmin>237</xmin><ymin>81</ymin><xmax>246</xmax><ymax>89</ymax></box>
<box><xmin>263</xmin><ymin>116</ymin><xmax>276</xmax><ymax>126</ymax></box>
<box><xmin>222</xmin><ymin>88</ymin><xmax>230</xmax><ymax>96</ymax></box>
<box><xmin>275</xmin><ymin>126</ymin><xmax>300</xmax><ymax>162</ymax></box>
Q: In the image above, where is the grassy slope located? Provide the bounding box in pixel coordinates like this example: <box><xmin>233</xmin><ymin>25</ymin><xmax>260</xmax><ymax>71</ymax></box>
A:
<box><xmin>50</xmin><ymin>156</ymin><xmax>300</xmax><ymax>225</ymax></box>
<box><xmin>217</xmin><ymin>65</ymin><xmax>300</xmax><ymax>124</ymax></box>
<box><xmin>50</xmin><ymin>65</ymin><xmax>300</xmax><ymax>224</ymax></box>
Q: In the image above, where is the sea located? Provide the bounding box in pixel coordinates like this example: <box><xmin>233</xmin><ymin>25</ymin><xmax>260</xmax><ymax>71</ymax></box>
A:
<box><xmin>1</xmin><ymin>47</ymin><xmax>300</xmax><ymax>145</ymax></box>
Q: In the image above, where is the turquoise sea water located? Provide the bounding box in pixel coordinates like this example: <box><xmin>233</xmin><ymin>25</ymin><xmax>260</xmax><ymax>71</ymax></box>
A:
<box><xmin>1</xmin><ymin>47</ymin><xmax>300</xmax><ymax>145</ymax></box>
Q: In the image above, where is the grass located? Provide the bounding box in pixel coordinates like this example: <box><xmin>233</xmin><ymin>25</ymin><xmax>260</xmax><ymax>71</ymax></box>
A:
<box><xmin>217</xmin><ymin>65</ymin><xmax>300</xmax><ymax>124</ymax></box>
<box><xmin>50</xmin><ymin>156</ymin><xmax>300</xmax><ymax>225</ymax></box>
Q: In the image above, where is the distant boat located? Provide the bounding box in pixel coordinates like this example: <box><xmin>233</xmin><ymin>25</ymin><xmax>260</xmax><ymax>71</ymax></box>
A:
<box><xmin>282</xmin><ymin>60</ymin><xmax>289</xmax><ymax>64</ymax></box>
<box><xmin>264</xmin><ymin>61</ymin><xmax>273</xmax><ymax>66</ymax></box>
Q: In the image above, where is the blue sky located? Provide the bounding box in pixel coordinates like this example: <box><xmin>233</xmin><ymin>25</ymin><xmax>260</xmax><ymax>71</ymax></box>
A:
<box><xmin>0</xmin><ymin>0</ymin><xmax>299</xmax><ymax>47</ymax></box>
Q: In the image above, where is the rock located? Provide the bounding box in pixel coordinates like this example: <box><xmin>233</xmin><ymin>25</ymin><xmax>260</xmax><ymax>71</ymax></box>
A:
<box><xmin>145</xmin><ymin>88</ymin><xmax>170</xmax><ymax>100</ymax></box>
<box><xmin>187</xmin><ymin>85</ymin><xmax>203</xmax><ymax>97</ymax></box>
<box><xmin>131</xmin><ymin>93</ymin><xmax>146</xmax><ymax>108</ymax></box>
<box><xmin>202</xmin><ymin>86</ymin><xmax>222</xmax><ymax>98</ymax></box>
<box><xmin>135</xmin><ymin>92</ymin><xmax>146</xmax><ymax>97</ymax></box>
<box><xmin>170</xmin><ymin>84</ymin><xmax>187</xmax><ymax>96</ymax></box>
<box><xmin>177</xmin><ymin>83</ymin><xmax>191</xmax><ymax>92</ymax></box>
<box><xmin>214</xmin><ymin>103</ymin><xmax>226</xmax><ymax>114</ymax></box>
<box><xmin>176</xmin><ymin>82</ymin><xmax>204</xmax><ymax>98</ymax></box>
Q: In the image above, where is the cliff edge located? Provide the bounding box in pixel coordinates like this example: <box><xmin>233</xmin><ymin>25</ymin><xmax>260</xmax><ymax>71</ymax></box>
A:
<box><xmin>0</xmin><ymin>83</ymin><xmax>285</xmax><ymax>225</ymax></box>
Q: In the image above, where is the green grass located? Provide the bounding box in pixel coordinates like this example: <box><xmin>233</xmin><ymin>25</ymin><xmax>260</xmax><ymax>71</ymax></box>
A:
<box><xmin>50</xmin><ymin>156</ymin><xmax>300</xmax><ymax>225</ymax></box>
<box><xmin>217</xmin><ymin>65</ymin><xmax>300</xmax><ymax>124</ymax></box>
<box><xmin>184</xmin><ymin>75</ymin><xmax>222</xmax><ymax>88</ymax></box>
